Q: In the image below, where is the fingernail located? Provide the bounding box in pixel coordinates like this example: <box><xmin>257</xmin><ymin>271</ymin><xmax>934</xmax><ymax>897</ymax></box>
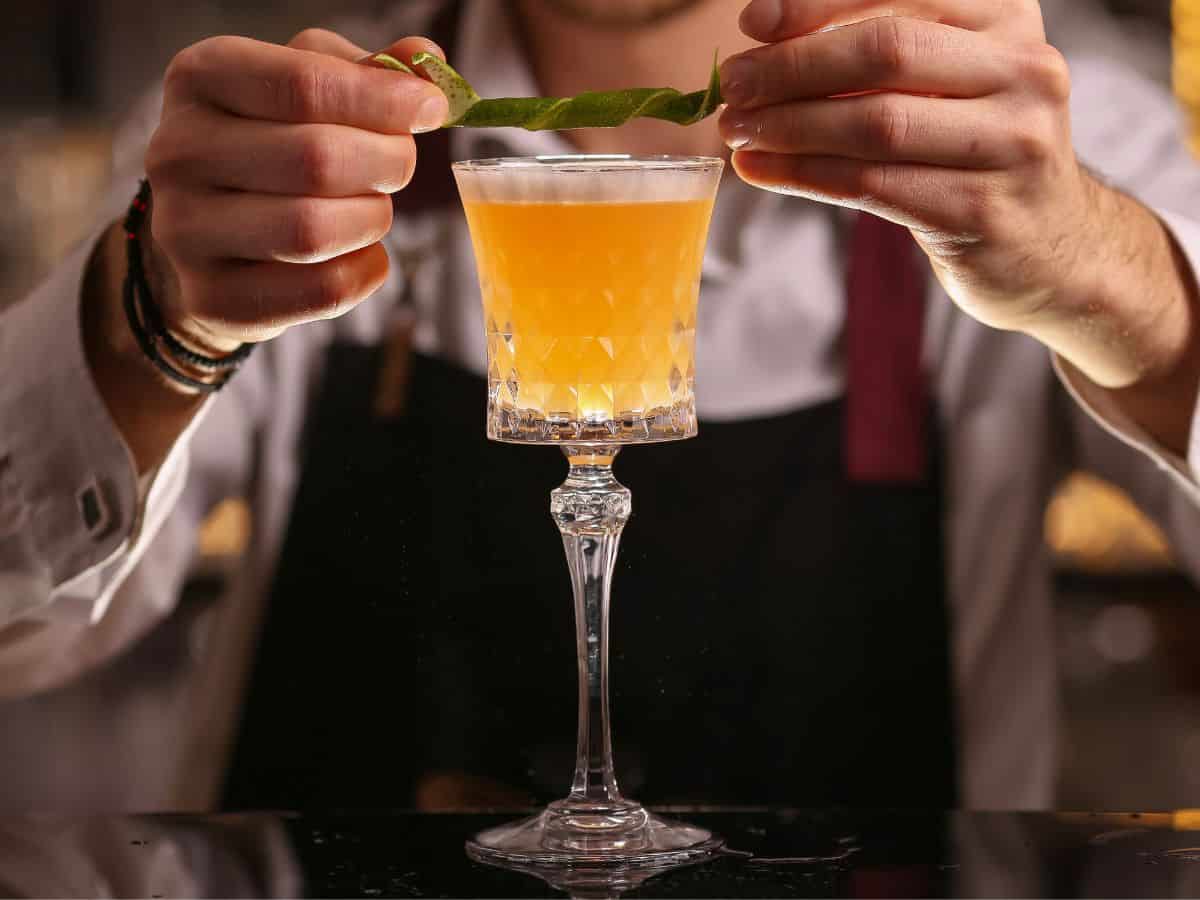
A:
<box><xmin>739</xmin><ymin>0</ymin><xmax>781</xmax><ymax>37</ymax></box>
<box><xmin>720</xmin><ymin>57</ymin><xmax>755</xmax><ymax>107</ymax></box>
<box><xmin>722</xmin><ymin>116</ymin><xmax>755</xmax><ymax>150</ymax></box>
<box><xmin>412</xmin><ymin>94</ymin><xmax>449</xmax><ymax>133</ymax></box>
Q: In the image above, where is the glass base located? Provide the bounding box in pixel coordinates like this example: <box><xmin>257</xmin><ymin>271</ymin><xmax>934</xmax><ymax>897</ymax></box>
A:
<box><xmin>466</xmin><ymin>801</ymin><xmax>722</xmax><ymax>882</ymax></box>
<box><xmin>488</xmin><ymin>399</ymin><xmax>697</xmax><ymax>444</ymax></box>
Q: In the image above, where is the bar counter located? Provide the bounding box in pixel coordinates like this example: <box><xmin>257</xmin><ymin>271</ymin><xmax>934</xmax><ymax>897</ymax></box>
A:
<box><xmin>2</xmin><ymin>808</ymin><xmax>1199</xmax><ymax>897</ymax></box>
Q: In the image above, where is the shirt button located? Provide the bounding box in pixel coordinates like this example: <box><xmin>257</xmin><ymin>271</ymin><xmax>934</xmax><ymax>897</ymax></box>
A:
<box><xmin>77</xmin><ymin>478</ymin><xmax>113</xmax><ymax>539</ymax></box>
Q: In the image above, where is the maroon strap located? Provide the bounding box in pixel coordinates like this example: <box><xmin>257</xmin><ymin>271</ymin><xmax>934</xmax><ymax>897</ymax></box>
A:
<box><xmin>844</xmin><ymin>213</ymin><xmax>931</xmax><ymax>484</ymax></box>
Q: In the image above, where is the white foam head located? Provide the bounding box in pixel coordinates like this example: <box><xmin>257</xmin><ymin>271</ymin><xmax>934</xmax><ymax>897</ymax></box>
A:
<box><xmin>452</xmin><ymin>155</ymin><xmax>723</xmax><ymax>204</ymax></box>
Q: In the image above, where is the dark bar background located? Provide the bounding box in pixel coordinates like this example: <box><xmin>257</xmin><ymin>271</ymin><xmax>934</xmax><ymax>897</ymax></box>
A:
<box><xmin>0</xmin><ymin>0</ymin><xmax>1196</xmax><ymax>813</ymax></box>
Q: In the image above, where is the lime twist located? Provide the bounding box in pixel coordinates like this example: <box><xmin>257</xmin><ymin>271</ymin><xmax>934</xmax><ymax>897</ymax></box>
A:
<box><xmin>370</xmin><ymin>51</ymin><xmax>723</xmax><ymax>131</ymax></box>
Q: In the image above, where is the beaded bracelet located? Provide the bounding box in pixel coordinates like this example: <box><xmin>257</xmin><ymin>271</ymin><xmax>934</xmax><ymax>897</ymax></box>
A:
<box><xmin>122</xmin><ymin>180</ymin><xmax>255</xmax><ymax>393</ymax></box>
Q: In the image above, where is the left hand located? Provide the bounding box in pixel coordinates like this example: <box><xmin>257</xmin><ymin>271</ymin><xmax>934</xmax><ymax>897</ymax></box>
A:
<box><xmin>719</xmin><ymin>0</ymin><xmax>1086</xmax><ymax>332</ymax></box>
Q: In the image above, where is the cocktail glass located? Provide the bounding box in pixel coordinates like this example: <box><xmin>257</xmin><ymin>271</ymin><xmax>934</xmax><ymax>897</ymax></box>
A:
<box><xmin>452</xmin><ymin>155</ymin><xmax>724</xmax><ymax>876</ymax></box>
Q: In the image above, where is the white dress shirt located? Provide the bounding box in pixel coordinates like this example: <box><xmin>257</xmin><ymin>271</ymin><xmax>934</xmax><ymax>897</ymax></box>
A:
<box><xmin>2</xmin><ymin>0</ymin><xmax>1200</xmax><ymax>812</ymax></box>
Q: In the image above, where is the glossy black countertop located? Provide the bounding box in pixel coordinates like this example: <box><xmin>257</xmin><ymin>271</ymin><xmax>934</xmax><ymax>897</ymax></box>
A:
<box><xmin>2</xmin><ymin>809</ymin><xmax>1199</xmax><ymax>898</ymax></box>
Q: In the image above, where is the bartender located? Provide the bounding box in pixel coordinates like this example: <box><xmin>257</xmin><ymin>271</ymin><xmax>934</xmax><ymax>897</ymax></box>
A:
<box><xmin>1</xmin><ymin>0</ymin><xmax>1199</xmax><ymax>812</ymax></box>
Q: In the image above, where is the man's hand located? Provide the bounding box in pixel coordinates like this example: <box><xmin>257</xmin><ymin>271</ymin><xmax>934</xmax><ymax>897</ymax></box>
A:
<box><xmin>83</xmin><ymin>29</ymin><xmax>448</xmax><ymax>473</ymax></box>
<box><xmin>719</xmin><ymin>0</ymin><xmax>1200</xmax><ymax>454</ymax></box>
<box><xmin>719</xmin><ymin>0</ymin><xmax>1083</xmax><ymax>330</ymax></box>
<box><xmin>144</xmin><ymin>29</ymin><xmax>448</xmax><ymax>352</ymax></box>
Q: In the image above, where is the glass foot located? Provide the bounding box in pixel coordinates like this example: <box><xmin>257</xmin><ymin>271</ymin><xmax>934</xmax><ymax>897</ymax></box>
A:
<box><xmin>466</xmin><ymin>802</ymin><xmax>722</xmax><ymax>875</ymax></box>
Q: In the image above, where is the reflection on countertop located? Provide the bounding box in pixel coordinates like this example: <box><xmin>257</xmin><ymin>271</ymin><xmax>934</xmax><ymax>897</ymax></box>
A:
<box><xmin>2</xmin><ymin>810</ymin><xmax>1200</xmax><ymax>898</ymax></box>
<box><xmin>0</xmin><ymin>813</ymin><xmax>299</xmax><ymax>898</ymax></box>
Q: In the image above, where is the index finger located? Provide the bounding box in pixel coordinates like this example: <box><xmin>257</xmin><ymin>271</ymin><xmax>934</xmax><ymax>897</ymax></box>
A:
<box><xmin>362</xmin><ymin>35</ymin><xmax>447</xmax><ymax>67</ymax></box>
<box><xmin>720</xmin><ymin>18</ymin><xmax>1012</xmax><ymax>110</ymax></box>
<box><xmin>287</xmin><ymin>29</ymin><xmax>447</xmax><ymax>67</ymax></box>
<box><xmin>738</xmin><ymin>0</ymin><xmax>1002</xmax><ymax>42</ymax></box>
<box><xmin>164</xmin><ymin>35</ymin><xmax>449</xmax><ymax>134</ymax></box>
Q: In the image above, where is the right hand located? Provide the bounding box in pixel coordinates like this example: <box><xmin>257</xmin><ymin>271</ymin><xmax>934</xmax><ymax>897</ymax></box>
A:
<box><xmin>144</xmin><ymin>29</ymin><xmax>449</xmax><ymax>352</ymax></box>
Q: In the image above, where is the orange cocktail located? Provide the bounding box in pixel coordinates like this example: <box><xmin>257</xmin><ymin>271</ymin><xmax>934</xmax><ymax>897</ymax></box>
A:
<box><xmin>456</xmin><ymin>158</ymin><xmax>717</xmax><ymax>443</ymax></box>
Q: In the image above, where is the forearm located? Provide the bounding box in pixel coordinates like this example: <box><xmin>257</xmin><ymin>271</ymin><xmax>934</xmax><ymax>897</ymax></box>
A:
<box><xmin>1019</xmin><ymin>174</ymin><xmax>1200</xmax><ymax>457</ymax></box>
<box><xmin>80</xmin><ymin>222</ymin><xmax>208</xmax><ymax>476</ymax></box>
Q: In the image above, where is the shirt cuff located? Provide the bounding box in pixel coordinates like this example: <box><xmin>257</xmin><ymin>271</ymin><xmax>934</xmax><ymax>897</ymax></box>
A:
<box><xmin>1052</xmin><ymin>207</ymin><xmax>1200</xmax><ymax>499</ymax></box>
<box><xmin>0</xmin><ymin>229</ymin><xmax>143</xmax><ymax>620</ymax></box>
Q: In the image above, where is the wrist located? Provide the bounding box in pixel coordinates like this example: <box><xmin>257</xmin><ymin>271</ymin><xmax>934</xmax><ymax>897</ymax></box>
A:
<box><xmin>84</xmin><ymin>223</ymin><xmax>214</xmax><ymax>403</ymax></box>
<box><xmin>1020</xmin><ymin>175</ymin><xmax>1196</xmax><ymax>390</ymax></box>
<box><xmin>81</xmin><ymin>221</ymin><xmax>208</xmax><ymax>475</ymax></box>
<box><xmin>122</xmin><ymin>180</ymin><xmax>255</xmax><ymax>393</ymax></box>
<box><xmin>136</xmin><ymin>187</ymin><xmax>247</xmax><ymax>360</ymax></box>
<box><xmin>1021</xmin><ymin>176</ymin><xmax>1200</xmax><ymax>457</ymax></box>
<box><xmin>137</xmin><ymin>206</ymin><xmax>245</xmax><ymax>359</ymax></box>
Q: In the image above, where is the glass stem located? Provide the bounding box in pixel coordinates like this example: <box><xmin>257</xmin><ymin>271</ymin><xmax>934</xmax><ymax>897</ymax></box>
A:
<box><xmin>551</xmin><ymin>447</ymin><xmax>631</xmax><ymax>807</ymax></box>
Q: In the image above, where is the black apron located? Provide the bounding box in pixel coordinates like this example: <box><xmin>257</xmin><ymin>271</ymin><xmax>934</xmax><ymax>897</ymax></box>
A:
<box><xmin>221</xmin><ymin>354</ymin><xmax>955</xmax><ymax>809</ymax></box>
<box><xmin>221</xmin><ymin>1</ymin><xmax>956</xmax><ymax>811</ymax></box>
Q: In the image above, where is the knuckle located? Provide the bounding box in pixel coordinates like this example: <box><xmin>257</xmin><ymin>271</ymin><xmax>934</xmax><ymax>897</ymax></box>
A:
<box><xmin>1023</xmin><ymin>44</ymin><xmax>1071</xmax><ymax>102</ymax></box>
<box><xmin>288</xmin><ymin>200</ymin><xmax>333</xmax><ymax>260</ymax></box>
<box><xmin>279</xmin><ymin>59</ymin><xmax>327</xmax><ymax>121</ymax></box>
<box><xmin>726</xmin><ymin>49</ymin><xmax>761</xmax><ymax>104</ymax></box>
<box><xmin>296</xmin><ymin>131</ymin><xmax>343</xmax><ymax>192</ymax></box>
<box><xmin>862</xmin><ymin>98</ymin><xmax>909</xmax><ymax>155</ymax></box>
<box><xmin>163</xmin><ymin>43</ymin><xmax>205</xmax><ymax>97</ymax></box>
<box><xmin>1009</xmin><ymin>119</ymin><xmax>1053</xmax><ymax>165</ymax></box>
<box><xmin>143</xmin><ymin>130</ymin><xmax>175</xmax><ymax>181</ymax></box>
<box><xmin>781</xmin><ymin>40</ymin><xmax>809</xmax><ymax>93</ymax></box>
<box><xmin>869</xmin><ymin>16</ymin><xmax>914</xmax><ymax>78</ymax></box>
<box><xmin>198</xmin><ymin>34</ymin><xmax>241</xmax><ymax>57</ymax></box>
<box><xmin>289</xmin><ymin>27</ymin><xmax>333</xmax><ymax>49</ymax></box>
<box><xmin>313</xmin><ymin>260</ymin><xmax>353</xmax><ymax>313</ymax></box>
<box><xmin>854</xmin><ymin>165</ymin><xmax>893</xmax><ymax>205</ymax></box>
<box><xmin>171</xmin><ymin>37</ymin><xmax>235</xmax><ymax>85</ymax></box>
<box><xmin>146</xmin><ymin>113</ymin><xmax>219</xmax><ymax>189</ymax></box>
<box><xmin>958</xmin><ymin>179</ymin><xmax>1006</xmax><ymax>241</ymax></box>
<box><xmin>767</xmin><ymin>106</ymin><xmax>801</xmax><ymax>151</ymax></box>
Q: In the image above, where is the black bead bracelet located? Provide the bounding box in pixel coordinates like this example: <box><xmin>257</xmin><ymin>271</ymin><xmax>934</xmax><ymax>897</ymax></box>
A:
<box><xmin>122</xmin><ymin>180</ymin><xmax>255</xmax><ymax>393</ymax></box>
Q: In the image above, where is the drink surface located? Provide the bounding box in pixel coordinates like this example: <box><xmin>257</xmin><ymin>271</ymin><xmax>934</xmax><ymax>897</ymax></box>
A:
<box><xmin>463</xmin><ymin>198</ymin><xmax>715</xmax><ymax>443</ymax></box>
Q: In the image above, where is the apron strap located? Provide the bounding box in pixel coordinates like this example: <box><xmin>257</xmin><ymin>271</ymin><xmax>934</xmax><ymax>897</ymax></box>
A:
<box><xmin>845</xmin><ymin>213</ymin><xmax>931</xmax><ymax>484</ymax></box>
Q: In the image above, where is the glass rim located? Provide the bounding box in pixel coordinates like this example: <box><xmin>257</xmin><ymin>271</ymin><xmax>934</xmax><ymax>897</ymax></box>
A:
<box><xmin>451</xmin><ymin>154</ymin><xmax>724</xmax><ymax>173</ymax></box>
